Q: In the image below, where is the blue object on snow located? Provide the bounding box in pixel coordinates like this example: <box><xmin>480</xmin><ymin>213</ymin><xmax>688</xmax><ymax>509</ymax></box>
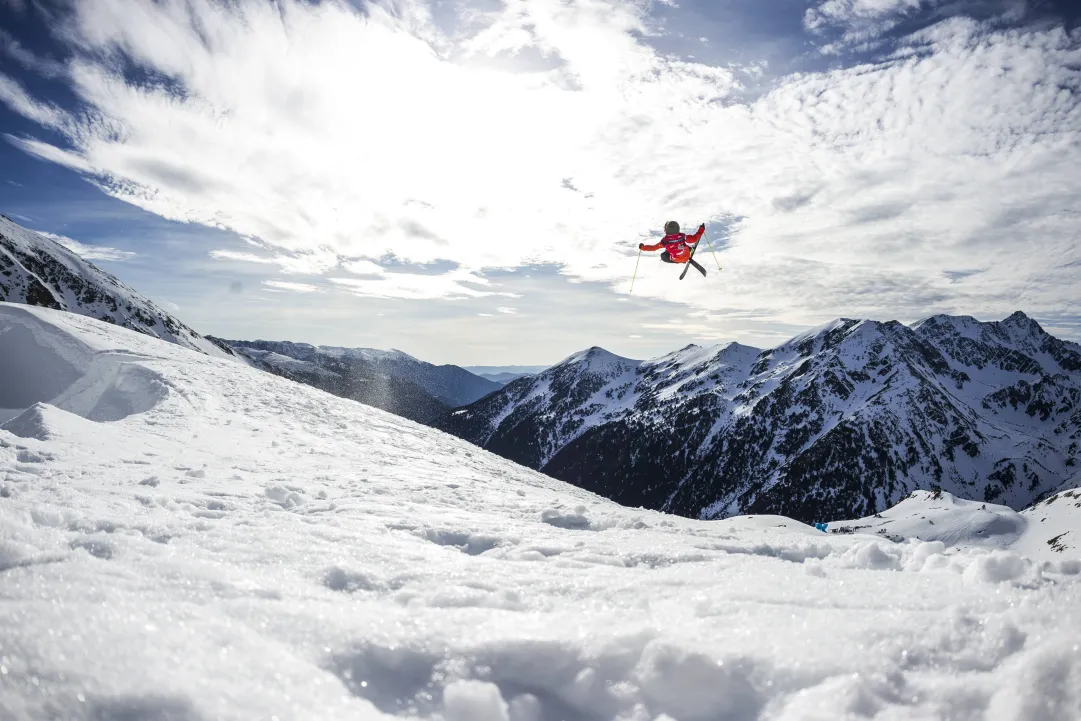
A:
<box><xmin>814</xmin><ymin>522</ymin><xmax>828</xmax><ymax>532</ymax></box>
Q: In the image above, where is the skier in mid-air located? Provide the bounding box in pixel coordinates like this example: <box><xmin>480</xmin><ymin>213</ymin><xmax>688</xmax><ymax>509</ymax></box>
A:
<box><xmin>639</xmin><ymin>221</ymin><xmax>707</xmax><ymax>277</ymax></box>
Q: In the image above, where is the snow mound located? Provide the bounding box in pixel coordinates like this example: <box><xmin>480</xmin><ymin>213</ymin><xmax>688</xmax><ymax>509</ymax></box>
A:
<box><xmin>827</xmin><ymin>489</ymin><xmax>1081</xmax><ymax>563</ymax></box>
<box><xmin>1</xmin><ymin>403</ymin><xmax>72</xmax><ymax>441</ymax></box>
<box><xmin>51</xmin><ymin>357</ymin><xmax>170</xmax><ymax>422</ymax></box>
<box><xmin>0</xmin><ymin>303</ymin><xmax>171</xmax><ymax>424</ymax></box>
<box><xmin>826</xmin><ymin>490</ymin><xmax>1026</xmax><ymax>547</ymax></box>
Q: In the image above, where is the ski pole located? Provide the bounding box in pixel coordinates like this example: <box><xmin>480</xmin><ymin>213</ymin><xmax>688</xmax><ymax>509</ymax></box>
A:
<box><xmin>629</xmin><ymin>247</ymin><xmax>642</xmax><ymax>293</ymax></box>
<box><xmin>704</xmin><ymin>230</ymin><xmax>722</xmax><ymax>271</ymax></box>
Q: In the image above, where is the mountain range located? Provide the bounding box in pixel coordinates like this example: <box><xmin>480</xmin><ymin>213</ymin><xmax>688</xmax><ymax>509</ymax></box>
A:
<box><xmin>437</xmin><ymin>313</ymin><xmax>1081</xmax><ymax>523</ymax></box>
<box><xmin>218</xmin><ymin>339</ymin><xmax>502</xmax><ymax>424</ymax></box>
<box><xmin>463</xmin><ymin>365</ymin><xmax>551</xmax><ymax>385</ymax></box>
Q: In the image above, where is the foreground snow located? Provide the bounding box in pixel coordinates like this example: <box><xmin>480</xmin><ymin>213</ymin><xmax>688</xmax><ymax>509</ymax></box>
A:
<box><xmin>1</xmin><ymin>303</ymin><xmax>1079</xmax><ymax>721</ymax></box>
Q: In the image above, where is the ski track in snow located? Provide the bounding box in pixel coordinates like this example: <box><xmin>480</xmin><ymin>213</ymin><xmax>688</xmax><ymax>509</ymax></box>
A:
<box><xmin>1</xmin><ymin>303</ymin><xmax>1080</xmax><ymax>721</ymax></box>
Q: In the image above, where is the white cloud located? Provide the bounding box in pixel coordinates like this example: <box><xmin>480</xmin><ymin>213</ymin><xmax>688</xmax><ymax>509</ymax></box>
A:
<box><xmin>0</xmin><ymin>29</ymin><xmax>66</xmax><ymax>77</ymax></box>
<box><xmin>497</xmin><ymin>306</ymin><xmax>518</xmax><ymax>314</ymax></box>
<box><xmin>153</xmin><ymin>296</ymin><xmax>180</xmax><ymax>312</ymax></box>
<box><xmin>341</xmin><ymin>259</ymin><xmax>387</xmax><ymax>276</ymax></box>
<box><xmin>210</xmin><ymin>250</ymin><xmax>275</xmax><ymax>264</ymax></box>
<box><xmin>263</xmin><ymin>280</ymin><xmax>323</xmax><ymax>293</ymax></box>
<box><xmin>331</xmin><ymin>269</ymin><xmax>518</xmax><ymax>301</ymax></box>
<box><xmin>209</xmin><ymin>248</ymin><xmax>337</xmax><ymax>274</ymax></box>
<box><xmin>0</xmin><ymin>78</ymin><xmax>68</xmax><ymax>131</ymax></box>
<box><xmin>805</xmin><ymin>0</ymin><xmax>928</xmax><ymax>44</ymax></box>
<box><xmin>1</xmin><ymin>0</ymin><xmax>1079</xmax><ymax>327</ymax></box>
<box><xmin>40</xmin><ymin>231</ymin><xmax>136</xmax><ymax>261</ymax></box>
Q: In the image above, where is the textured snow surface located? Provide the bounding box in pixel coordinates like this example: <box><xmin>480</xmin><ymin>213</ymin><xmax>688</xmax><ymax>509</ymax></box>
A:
<box><xmin>1</xmin><ymin>304</ymin><xmax>1080</xmax><ymax>721</ymax></box>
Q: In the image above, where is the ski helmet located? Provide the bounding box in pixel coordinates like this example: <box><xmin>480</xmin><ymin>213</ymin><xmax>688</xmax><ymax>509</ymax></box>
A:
<box><xmin>664</xmin><ymin>221</ymin><xmax>680</xmax><ymax>234</ymax></box>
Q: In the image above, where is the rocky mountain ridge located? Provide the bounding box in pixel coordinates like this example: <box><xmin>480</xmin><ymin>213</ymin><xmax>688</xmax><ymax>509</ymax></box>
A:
<box><xmin>438</xmin><ymin>312</ymin><xmax>1081</xmax><ymax>523</ymax></box>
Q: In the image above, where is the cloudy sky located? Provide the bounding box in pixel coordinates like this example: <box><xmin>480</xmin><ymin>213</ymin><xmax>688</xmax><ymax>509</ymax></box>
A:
<box><xmin>1</xmin><ymin>0</ymin><xmax>1079</xmax><ymax>365</ymax></box>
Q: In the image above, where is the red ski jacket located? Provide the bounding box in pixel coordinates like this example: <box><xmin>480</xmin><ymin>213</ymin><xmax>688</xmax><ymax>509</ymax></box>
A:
<box><xmin>640</xmin><ymin>226</ymin><xmax>704</xmax><ymax>263</ymax></box>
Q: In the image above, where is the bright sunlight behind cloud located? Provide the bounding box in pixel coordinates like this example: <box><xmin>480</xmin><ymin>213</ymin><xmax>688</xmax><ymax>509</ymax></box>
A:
<box><xmin>1</xmin><ymin>0</ymin><xmax>1079</xmax><ymax>328</ymax></box>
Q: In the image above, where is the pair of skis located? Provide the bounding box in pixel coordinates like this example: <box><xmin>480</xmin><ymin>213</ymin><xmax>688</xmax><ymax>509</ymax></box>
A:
<box><xmin>679</xmin><ymin>242</ymin><xmax>707</xmax><ymax>280</ymax></box>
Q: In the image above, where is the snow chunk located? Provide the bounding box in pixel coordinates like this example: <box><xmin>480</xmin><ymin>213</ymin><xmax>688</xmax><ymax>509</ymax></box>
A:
<box><xmin>541</xmin><ymin>506</ymin><xmax>592</xmax><ymax>530</ymax></box>
<box><xmin>635</xmin><ymin>641</ymin><xmax>762</xmax><ymax>721</ymax></box>
<box><xmin>264</xmin><ymin>484</ymin><xmax>307</xmax><ymax>508</ymax></box>
<box><xmin>444</xmin><ymin>680</ymin><xmax>510</xmax><ymax>721</ymax></box>
<box><xmin>1</xmin><ymin>404</ymin><xmax>56</xmax><ymax>440</ymax></box>
<box><xmin>962</xmin><ymin>550</ymin><xmax>1032</xmax><ymax>584</ymax></box>
<box><xmin>835</xmin><ymin>541</ymin><xmax>902</xmax><ymax>571</ymax></box>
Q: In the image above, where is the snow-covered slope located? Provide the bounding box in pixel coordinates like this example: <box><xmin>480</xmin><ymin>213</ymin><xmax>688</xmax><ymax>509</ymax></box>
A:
<box><xmin>1016</xmin><ymin>486</ymin><xmax>1081</xmax><ymax>558</ymax></box>
<box><xmin>1</xmin><ymin>303</ymin><xmax>1078</xmax><ymax>721</ymax></box>
<box><xmin>222</xmin><ymin>338</ymin><xmax>502</xmax><ymax>409</ymax></box>
<box><xmin>0</xmin><ymin>215</ymin><xmax>238</xmax><ymax>361</ymax></box>
<box><xmin>440</xmin><ymin>314</ymin><xmax>1081</xmax><ymax>523</ymax></box>
<box><xmin>823</xmin><ymin>488</ymin><xmax>1081</xmax><ymax>562</ymax></box>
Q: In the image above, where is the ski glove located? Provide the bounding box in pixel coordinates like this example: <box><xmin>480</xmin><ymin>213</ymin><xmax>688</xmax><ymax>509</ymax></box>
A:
<box><xmin>698</xmin><ymin>224</ymin><xmax>705</xmax><ymax>233</ymax></box>
<box><xmin>639</xmin><ymin>243</ymin><xmax>645</xmax><ymax>249</ymax></box>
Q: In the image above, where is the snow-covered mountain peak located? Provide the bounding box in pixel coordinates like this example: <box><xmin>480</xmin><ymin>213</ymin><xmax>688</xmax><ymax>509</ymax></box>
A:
<box><xmin>1016</xmin><ymin>486</ymin><xmax>1081</xmax><ymax>557</ymax></box>
<box><xmin>558</xmin><ymin>346</ymin><xmax>640</xmax><ymax>377</ymax></box>
<box><xmin>911</xmin><ymin>313</ymin><xmax>984</xmax><ymax>336</ymax></box>
<box><xmin>563</xmin><ymin>345</ymin><xmax>631</xmax><ymax>363</ymax></box>
<box><xmin>826</xmin><ymin>489</ymin><xmax>1027</xmax><ymax>547</ymax></box>
<box><xmin>775</xmin><ymin>317</ymin><xmax>861</xmax><ymax>354</ymax></box>
<box><xmin>719</xmin><ymin>340</ymin><xmax>764</xmax><ymax>356</ymax></box>
<box><xmin>912</xmin><ymin>310</ymin><xmax>1081</xmax><ymax>376</ymax></box>
<box><xmin>999</xmin><ymin>309</ymin><xmax>1044</xmax><ymax>334</ymax></box>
